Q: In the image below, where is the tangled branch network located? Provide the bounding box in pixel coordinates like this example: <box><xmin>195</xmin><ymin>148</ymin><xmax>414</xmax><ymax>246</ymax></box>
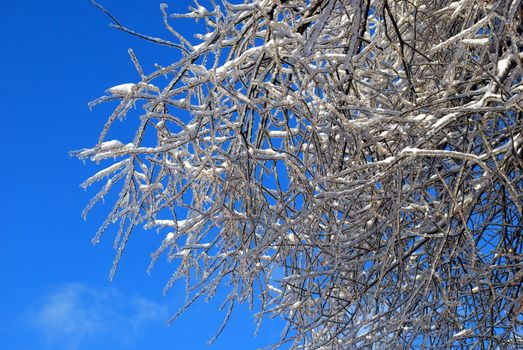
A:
<box><xmin>75</xmin><ymin>0</ymin><xmax>523</xmax><ymax>348</ymax></box>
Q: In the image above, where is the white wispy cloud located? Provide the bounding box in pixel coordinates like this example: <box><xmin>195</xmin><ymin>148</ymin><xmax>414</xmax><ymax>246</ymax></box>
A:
<box><xmin>26</xmin><ymin>283</ymin><xmax>168</xmax><ymax>350</ymax></box>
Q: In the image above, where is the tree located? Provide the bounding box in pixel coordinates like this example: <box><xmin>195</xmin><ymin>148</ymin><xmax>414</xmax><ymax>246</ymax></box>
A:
<box><xmin>75</xmin><ymin>0</ymin><xmax>523</xmax><ymax>348</ymax></box>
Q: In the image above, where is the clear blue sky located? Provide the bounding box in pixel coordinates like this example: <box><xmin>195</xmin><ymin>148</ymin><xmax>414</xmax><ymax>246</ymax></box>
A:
<box><xmin>1</xmin><ymin>1</ymin><xmax>284</xmax><ymax>349</ymax></box>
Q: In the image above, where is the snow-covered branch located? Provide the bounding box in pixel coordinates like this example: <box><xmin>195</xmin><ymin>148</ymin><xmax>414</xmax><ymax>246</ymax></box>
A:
<box><xmin>76</xmin><ymin>0</ymin><xmax>523</xmax><ymax>348</ymax></box>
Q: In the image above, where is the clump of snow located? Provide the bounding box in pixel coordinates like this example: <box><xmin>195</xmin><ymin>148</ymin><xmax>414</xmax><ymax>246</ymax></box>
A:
<box><xmin>155</xmin><ymin>219</ymin><xmax>176</xmax><ymax>227</ymax></box>
<box><xmin>100</xmin><ymin>140</ymin><xmax>124</xmax><ymax>150</ymax></box>
<box><xmin>106</xmin><ymin>83</ymin><xmax>136</xmax><ymax>95</ymax></box>
<box><xmin>106</xmin><ymin>83</ymin><xmax>158</xmax><ymax>96</ymax></box>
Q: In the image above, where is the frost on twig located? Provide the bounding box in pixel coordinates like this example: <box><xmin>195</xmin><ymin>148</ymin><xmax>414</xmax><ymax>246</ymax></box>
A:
<box><xmin>75</xmin><ymin>0</ymin><xmax>523</xmax><ymax>348</ymax></box>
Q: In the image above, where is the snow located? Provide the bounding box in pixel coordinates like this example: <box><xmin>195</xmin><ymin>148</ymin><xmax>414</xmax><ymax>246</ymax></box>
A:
<box><xmin>154</xmin><ymin>219</ymin><xmax>188</xmax><ymax>229</ymax></box>
<box><xmin>381</xmin><ymin>155</ymin><xmax>396</xmax><ymax>165</ymax></box>
<box><xmin>183</xmin><ymin>160</ymin><xmax>194</xmax><ymax>170</ymax></box>
<box><xmin>191</xmin><ymin>41</ymin><xmax>207</xmax><ymax>52</ymax></box>
<box><xmin>430</xmin><ymin>15</ymin><xmax>491</xmax><ymax>53</ymax></box>
<box><xmin>194</xmin><ymin>5</ymin><xmax>210</xmax><ymax>16</ymax></box>
<box><xmin>177</xmin><ymin>249</ymin><xmax>190</xmax><ymax>258</ymax></box>
<box><xmin>176</xmin><ymin>219</ymin><xmax>188</xmax><ymax>229</ymax></box>
<box><xmin>432</xmin><ymin>112</ymin><xmax>459</xmax><ymax>130</ymax></box>
<box><xmin>267</xmin><ymin>284</ymin><xmax>282</xmax><ymax>294</ymax></box>
<box><xmin>189</xmin><ymin>64</ymin><xmax>209</xmax><ymax>76</ymax></box>
<box><xmin>290</xmin><ymin>301</ymin><xmax>302</xmax><ymax>309</ymax></box>
<box><xmin>461</xmin><ymin>38</ymin><xmax>489</xmax><ymax>46</ymax></box>
<box><xmin>254</xmin><ymin>148</ymin><xmax>287</xmax><ymax>161</ymax></box>
<box><xmin>453</xmin><ymin>329</ymin><xmax>472</xmax><ymax>338</ymax></box>
<box><xmin>134</xmin><ymin>171</ymin><xmax>147</xmax><ymax>181</ymax></box>
<box><xmin>233</xmin><ymin>210</ymin><xmax>246</xmax><ymax>218</ymax></box>
<box><xmin>497</xmin><ymin>57</ymin><xmax>512</xmax><ymax>76</ymax></box>
<box><xmin>100</xmin><ymin>140</ymin><xmax>124</xmax><ymax>150</ymax></box>
<box><xmin>106</xmin><ymin>83</ymin><xmax>136</xmax><ymax>95</ymax></box>
<box><xmin>105</xmin><ymin>83</ymin><xmax>158</xmax><ymax>96</ymax></box>
<box><xmin>194</xmin><ymin>31</ymin><xmax>214</xmax><ymax>41</ymax></box>
<box><xmin>76</xmin><ymin>3</ymin><xmax>523</xmax><ymax>347</ymax></box>
<box><xmin>155</xmin><ymin>219</ymin><xmax>176</xmax><ymax>227</ymax></box>
<box><xmin>76</xmin><ymin>140</ymin><xmax>125</xmax><ymax>159</ymax></box>
<box><xmin>212</xmin><ymin>40</ymin><xmax>286</xmax><ymax>79</ymax></box>
<box><xmin>80</xmin><ymin>160</ymin><xmax>128</xmax><ymax>189</ymax></box>
<box><xmin>448</xmin><ymin>1</ymin><xmax>462</xmax><ymax>10</ymax></box>
<box><xmin>256</xmin><ymin>0</ymin><xmax>271</xmax><ymax>10</ymax></box>
<box><xmin>186</xmin><ymin>122</ymin><xmax>198</xmax><ymax>131</ymax></box>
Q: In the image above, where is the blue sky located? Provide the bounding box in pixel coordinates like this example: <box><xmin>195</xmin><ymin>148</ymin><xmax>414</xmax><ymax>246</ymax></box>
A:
<box><xmin>1</xmin><ymin>1</ymin><xmax>284</xmax><ymax>349</ymax></box>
